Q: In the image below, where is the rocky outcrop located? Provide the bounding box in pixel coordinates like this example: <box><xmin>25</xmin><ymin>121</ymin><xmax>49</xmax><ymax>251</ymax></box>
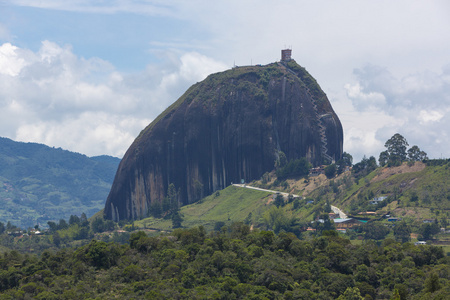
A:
<box><xmin>104</xmin><ymin>60</ymin><xmax>343</xmax><ymax>221</ymax></box>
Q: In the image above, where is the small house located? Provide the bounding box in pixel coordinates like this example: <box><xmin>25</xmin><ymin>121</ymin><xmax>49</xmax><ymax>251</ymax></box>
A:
<box><xmin>309</xmin><ymin>166</ymin><xmax>324</xmax><ymax>176</ymax></box>
<box><xmin>358</xmin><ymin>211</ymin><xmax>376</xmax><ymax>216</ymax></box>
<box><xmin>370</xmin><ymin>196</ymin><xmax>387</xmax><ymax>205</ymax></box>
<box><xmin>328</xmin><ymin>212</ymin><xmax>338</xmax><ymax>219</ymax></box>
<box><xmin>333</xmin><ymin>218</ymin><xmax>362</xmax><ymax>229</ymax></box>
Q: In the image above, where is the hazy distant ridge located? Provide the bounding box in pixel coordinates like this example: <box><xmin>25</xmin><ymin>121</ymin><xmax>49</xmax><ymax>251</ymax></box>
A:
<box><xmin>0</xmin><ymin>137</ymin><xmax>120</xmax><ymax>228</ymax></box>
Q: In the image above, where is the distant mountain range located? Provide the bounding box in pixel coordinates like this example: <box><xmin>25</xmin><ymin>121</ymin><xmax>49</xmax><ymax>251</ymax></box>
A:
<box><xmin>0</xmin><ymin>137</ymin><xmax>120</xmax><ymax>228</ymax></box>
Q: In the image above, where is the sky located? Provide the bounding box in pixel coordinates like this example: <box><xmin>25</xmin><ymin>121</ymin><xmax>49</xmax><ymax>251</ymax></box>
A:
<box><xmin>0</xmin><ymin>1</ymin><xmax>449</xmax><ymax>162</ymax></box>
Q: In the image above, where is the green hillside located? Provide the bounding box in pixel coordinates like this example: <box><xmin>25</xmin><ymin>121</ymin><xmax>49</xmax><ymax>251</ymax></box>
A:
<box><xmin>133</xmin><ymin>182</ymin><xmax>323</xmax><ymax>234</ymax></box>
<box><xmin>132</xmin><ymin>160</ymin><xmax>450</xmax><ymax>245</ymax></box>
<box><xmin>0</xmin><ymin>137</ymin><xmax>120</xmax><ymax>228</ymax></box>
<box><xmin>135</xmin><ymin>186</ymin><xmax>273</xmax><ymax>231</ymax></box>
<box><xmin>306</xmin><ymin>161</ymin><xmax>450</xmax><ymax>222</ymax></box>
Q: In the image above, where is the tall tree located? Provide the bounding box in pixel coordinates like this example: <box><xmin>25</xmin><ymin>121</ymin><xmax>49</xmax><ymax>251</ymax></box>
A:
<box><xmin>325</xmin><ymin>164</ymin><xmax>337</xmax><ymax>179</ymax></box>
<box><xmin>360</xmin><ymin>222</ymin><xmax>390</xmax><ymax>241</ymax></box>
<box><xmin>424</xmin><ymin>273</ymin><xmax>441</xmax><ymax>293</ymax></box>
<box><xmin>274</xmin><ymin>194</ymin><xmax>285</xmax><ymax>208</ymax></box>
<box><xmin>407</xmin><ymin>145</ymin><xmax>428</xmax><ymax>161</ymax></box>
<box><xmin>58</xmin><ymin>219</ymin><xmax>69</xmax><ymax>230</ymax></box>
<box><xmin>171</xmin><ymin>211</ymin><xmax>183</xmax><ymax>228</ymax></box>
<box><xmin>393</xmin><ymin>221</ymin><xmax>411</xmax><ymax>243</ymax></box>
<box><xmin>149</xmin><ymin>202</ymin><xmax>162</xmax><ymax>218</ymax></box>
<box><xmin>53</xmin><ymin>232</ymin><xmax>61</xmax><ymax>247</ymax></box>
<box><xmin>384</xmin><ymin>133</ymin><xmax>409</xmax><ymax>166</ymax></box>
<box><xmin>342</xmin><ymin>152</ymin><xmax>353</xmax><ymax>167</ymax></box>
<box><xmin>378</xmin><ymin>150</ymin><xmax>389</xmax><ymax>167</ymax></box>
<box><xmin>163</xmin><ymin>183</ymin><xmax>178</xmax><ymax>214</ymax></box>
<box><xmin>80</xmin><ymin>213</ymin><xmax>89</xmax><ymax>227</ymax></box>
<box><xmin>419</xmin><ymin>222</ymin><xmax>440</xmax><ymax>240</ymax></box>
<box><xmin>47</xmin><ymin>221</ymin><xmax>57</xmax><ymax>232</ymax></box>
<box><xmin>352</xmin><ymin>155</ymin><xmax>377</xmax><ymax>177</ymax></box>
<box><xmin>337</xmin><ymin>152</ymin><xmax>353</xmax><ymax>174</ymax></box>
<box><xmin>275</xmin><ymin>151</ymin><xmax>287</xmax><ymax>169</ymax></box>
<box><xmin>69</xmin><ymin>215</ymin><xmax>80</xmax><ymax>226</ymax></box>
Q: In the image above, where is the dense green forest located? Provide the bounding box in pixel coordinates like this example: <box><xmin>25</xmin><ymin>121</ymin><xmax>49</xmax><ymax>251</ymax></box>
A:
<box><xmin>0</xmin><ymin>224</ymin><xmax>448</xmax><ymax>299</ymax></box>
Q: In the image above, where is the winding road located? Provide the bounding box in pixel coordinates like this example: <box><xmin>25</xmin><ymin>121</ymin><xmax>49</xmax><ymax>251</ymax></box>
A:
<box><xmin>233</xmin><ymin>184</ymin><xmax>347</xmax><ymax>217</ymax></box>
<box><xmin>331</xmin><ymin>205</ymin><xmax>348</xmax><ymax>219</ymax></box>
<box><xmin>232</xmin><ymin>184</ymin><xmax>300</xmax><ymax>199</ymax></box>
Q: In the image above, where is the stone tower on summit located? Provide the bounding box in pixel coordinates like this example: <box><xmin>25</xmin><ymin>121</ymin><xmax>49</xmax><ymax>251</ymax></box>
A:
<box><xmin>281</xmin><ymin>48</ymin><xmax>292</xmax><ymax>61</ymax></box>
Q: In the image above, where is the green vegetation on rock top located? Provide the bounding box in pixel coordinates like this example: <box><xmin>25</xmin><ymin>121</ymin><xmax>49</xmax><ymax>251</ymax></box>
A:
<box><xmin>136</xmin><ymin>61</ymin><xmax>319</xmax><ymax>140</ymax></box>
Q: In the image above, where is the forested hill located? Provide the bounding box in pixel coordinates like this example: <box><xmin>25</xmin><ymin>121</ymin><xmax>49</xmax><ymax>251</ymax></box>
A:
<box><xmin>0</xmin><ymin>226</ymin><xmax>448</xmax><ymax>299</ymax></box>
<box><xmin>0</xmin><ymin>137</ymin><xmax>120</xmax><ymax>228</ymax></box>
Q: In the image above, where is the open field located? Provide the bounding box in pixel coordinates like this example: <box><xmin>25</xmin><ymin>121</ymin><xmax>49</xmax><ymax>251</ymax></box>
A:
<box><xmin>135</xmin><ymin>185</ymin><xmax>272</xmax><ymax>231</ymax></box>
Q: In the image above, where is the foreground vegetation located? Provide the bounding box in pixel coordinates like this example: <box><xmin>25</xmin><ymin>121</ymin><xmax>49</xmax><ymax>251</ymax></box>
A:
<box><xmin>0</xmin><ymin>225</ymin><xmax>448</xmax><ymax>299</ymax></box>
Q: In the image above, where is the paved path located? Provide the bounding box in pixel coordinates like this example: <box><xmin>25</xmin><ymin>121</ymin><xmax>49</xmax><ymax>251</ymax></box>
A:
<box><xmin>232</xmin><ymin>184</ymin><xmax>300</xmax><ymax>199</ymax></box>
<box><xmin>331</xmin><ymin>205</ymin><xmax>348</xmax><ymax>219</ymax></box>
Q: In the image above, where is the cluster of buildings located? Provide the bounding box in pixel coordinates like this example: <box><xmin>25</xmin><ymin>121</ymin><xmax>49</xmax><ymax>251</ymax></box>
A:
<box><xmin>308</xmin><ymin>194</ymin><xmax>399</xmax><ymax>233</ymax></box>
<box><xmin>7</xmin><ymin>228</ymin><xmax>43</xmax><ymax>237</ymax></box>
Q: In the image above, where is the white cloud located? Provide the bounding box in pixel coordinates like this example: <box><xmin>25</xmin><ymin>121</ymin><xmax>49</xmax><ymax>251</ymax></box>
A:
<box><xmin>344</xmin><ymin>82</ymin><xmax>386</xmax><ymax>111</ymax></box>
<box><xmin>15</xmin><ymin>112</ymin><xmax>150</xmax><ymax>158</ymax></box>
<box><xmin>0</xmin><ymin>43</ymin><xmax>29</xmax><ymax>76</ymax></box>
<box><xmin>418</xmin><ymin>110</ymin><xmax>444</xmax><ymax>124</ymax></box>
<box><xmin>342</xmin><ymin>64</ymin><xmax>450</xmax><ymax>161</ymax></box>
<box><xmin>0</xmin><ymin>41</ymin><xmax>227</xmax><ymax>157</ymax></box>
<box><xmin>345</xmin><ymin>127</ymin><xmax>383</xmax><ymax>160</ymax></box>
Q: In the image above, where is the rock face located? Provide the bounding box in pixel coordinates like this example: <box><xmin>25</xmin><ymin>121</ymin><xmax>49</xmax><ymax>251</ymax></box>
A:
<box><xmin>104</xmin><ymin>61</ymin><xmax>343</xmax><ymax>221</ymax></box>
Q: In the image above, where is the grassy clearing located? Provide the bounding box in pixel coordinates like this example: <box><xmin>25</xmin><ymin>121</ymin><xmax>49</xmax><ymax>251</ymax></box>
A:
<box><xmin>135</xmin><ymin>186</ymin><xmax>272</xmax><ymax>232</ymax></box>
<box><xmin>441</xmin><ymin>245</ymin><xmax>450</xmax><ymax>255</ymax></box>
<box><xmin>183</xmin><ymin>186</ymin><xmax>271</xmax><ymax>221</ymax></box>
